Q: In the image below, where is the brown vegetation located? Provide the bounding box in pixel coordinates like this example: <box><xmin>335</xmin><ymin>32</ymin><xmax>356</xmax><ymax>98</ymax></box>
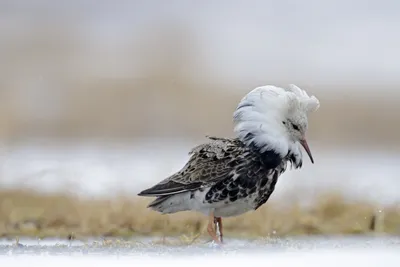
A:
<box><xmin>0</xmin><ymin>189</ymin><xmax>398</xmax><ymax>241</ymax></box>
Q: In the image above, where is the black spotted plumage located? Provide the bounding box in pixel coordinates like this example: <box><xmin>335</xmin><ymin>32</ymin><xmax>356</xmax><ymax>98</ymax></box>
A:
<box><xmin>138</xmin><ymin>136</ymin><xmax>298</xmax><ymax>215</ymax></box>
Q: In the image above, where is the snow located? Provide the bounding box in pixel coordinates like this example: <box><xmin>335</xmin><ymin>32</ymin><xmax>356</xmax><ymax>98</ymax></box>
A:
<box><xmin>0</xmin><ymin>248</ymin><xmax>399</xmax><ymax>267</ymax></box>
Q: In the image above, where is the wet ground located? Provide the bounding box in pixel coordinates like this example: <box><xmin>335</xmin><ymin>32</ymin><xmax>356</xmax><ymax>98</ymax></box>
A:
<box><xmin>0</xmin><ymin>235</ymin><xmax>399</xmax><ymax>266</ymax></box>
<box><xmin>1</xmin><ymin>235</ymin><xmax>400</xmax><ymax>255</ymax></box>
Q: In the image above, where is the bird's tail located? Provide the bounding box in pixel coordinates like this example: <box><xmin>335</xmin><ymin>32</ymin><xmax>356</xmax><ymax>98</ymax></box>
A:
<box><xmin>147</xmin><ymin>196</ymin><xmax>170</xmax><ymax>208</ymax></box>
<box><xmin>147</xmin><ymin>192</ymin><xmax>191</xmax><ymax>214</ymax></box>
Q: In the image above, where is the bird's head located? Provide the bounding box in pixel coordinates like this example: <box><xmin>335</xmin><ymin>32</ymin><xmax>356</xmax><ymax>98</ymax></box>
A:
<box><xmin>233</xmin><ymin>84</ymin><xmax>320</xmax><ymax>165</ymax></box>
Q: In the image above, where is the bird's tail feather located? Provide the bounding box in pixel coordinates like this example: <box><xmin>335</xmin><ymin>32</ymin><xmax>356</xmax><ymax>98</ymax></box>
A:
<box><xmin>147</xmin><ymin>193</ymin><xmax>191</xmax><ymax>214</ymax></box>
<box><xmin>147</xmin><ymin>196</ymin><xmax>170</xmax><ymax>208</ymax></box>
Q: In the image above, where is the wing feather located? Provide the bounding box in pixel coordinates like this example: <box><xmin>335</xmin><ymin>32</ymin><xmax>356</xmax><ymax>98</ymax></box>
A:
<box><xmin>138</xmin><ymin>137</ymin><xmax>247</xmax><ymax>197</ymax></box>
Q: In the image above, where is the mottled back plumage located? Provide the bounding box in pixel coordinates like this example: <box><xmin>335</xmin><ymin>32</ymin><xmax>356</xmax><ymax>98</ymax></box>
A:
<box><xmin>139</xmin><ymin>137</ymin><xmax>244</xmax><ymax>196</ymax></box>
<box><xmin>139</xmin><ymin>136</ymin><xmax>297</xmax><ymax>216</ymax></box>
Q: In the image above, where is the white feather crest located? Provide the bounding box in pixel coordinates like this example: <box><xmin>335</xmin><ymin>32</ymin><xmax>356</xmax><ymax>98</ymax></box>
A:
<box><xmin>233</xmin><ymin>84</ymin><xmax>319</xmax><ymax>157</ymax></box>
<box><xmin>287</xmin><ymin>84</ymin><xmax>320</xmax><ymax>114</ymax></box>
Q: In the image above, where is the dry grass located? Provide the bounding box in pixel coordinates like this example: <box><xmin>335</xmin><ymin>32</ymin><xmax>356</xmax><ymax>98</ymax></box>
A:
<box><xmin>0</xmin><ymin>189</ymin><xmax>399</xmax><ymax>241</ymax></box>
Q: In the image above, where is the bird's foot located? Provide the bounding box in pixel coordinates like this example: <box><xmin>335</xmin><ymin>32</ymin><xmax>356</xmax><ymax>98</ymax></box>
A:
<box><xmin>207</xmin><ymin>212</ymin><xmax>223</xmax><ymax>245</ymax></box>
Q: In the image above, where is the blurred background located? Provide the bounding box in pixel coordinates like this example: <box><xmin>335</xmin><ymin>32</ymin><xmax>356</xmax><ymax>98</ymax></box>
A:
<box><xmin>0</xmin><ymin>0</ymin><xmax>399</xmax><ymax>238</ymax></box>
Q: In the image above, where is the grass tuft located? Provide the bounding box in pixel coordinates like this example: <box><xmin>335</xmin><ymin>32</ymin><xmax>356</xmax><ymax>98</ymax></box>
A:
<box><xmin>0</xmin><ymin>189</ymin><xmax>399</xmax><ymax>240</ymax></box>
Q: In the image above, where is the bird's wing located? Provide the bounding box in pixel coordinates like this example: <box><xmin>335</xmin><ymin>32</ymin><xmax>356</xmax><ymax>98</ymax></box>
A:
<box><xmin>138</xmin><ymin>137</ymin><xmax>247</xmax><ymax>197</ymax></box>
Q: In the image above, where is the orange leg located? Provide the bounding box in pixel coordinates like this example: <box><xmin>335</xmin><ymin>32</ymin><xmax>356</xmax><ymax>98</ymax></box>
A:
<box><xmin>215</xmin><ymin>217</ymin><xmax>223</xmax><ymax>243</ymax></box>
<box><xmin>207</xmin><ymin>212</ymin><xmax>222</xmax><ymax>244</ymax></box>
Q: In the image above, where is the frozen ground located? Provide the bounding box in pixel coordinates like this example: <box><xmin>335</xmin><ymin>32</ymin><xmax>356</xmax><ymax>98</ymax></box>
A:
<box><xmin>0</xmin><ymin>236</ymin><xmax>400</xmax><ymax>266</ymax></box>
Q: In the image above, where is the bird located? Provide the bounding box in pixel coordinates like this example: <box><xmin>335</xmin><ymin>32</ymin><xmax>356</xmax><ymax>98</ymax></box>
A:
<box><xmin>138</xmin><ymin>84</ymin><xmax>320</xmax><ymax>244</ymax></box>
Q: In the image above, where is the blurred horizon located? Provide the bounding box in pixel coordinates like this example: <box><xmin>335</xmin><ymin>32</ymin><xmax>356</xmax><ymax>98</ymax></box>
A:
<box><xmin>1</xmin><ymin>1</ymin><xmax>400</xmax><ymax>147</ymax></box>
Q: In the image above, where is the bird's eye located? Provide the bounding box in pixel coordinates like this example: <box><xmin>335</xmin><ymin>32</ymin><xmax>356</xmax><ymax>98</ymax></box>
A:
<box><xmin>291</xmin><ymin>123</ymin><xmax>300</xmax><ymax>131</ymax></box>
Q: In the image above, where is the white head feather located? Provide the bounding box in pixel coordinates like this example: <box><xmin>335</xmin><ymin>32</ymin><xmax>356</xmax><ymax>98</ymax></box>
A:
<box><xmin>233</xmin><ymin>84</ymin><xmax>320</xmax><ymax>165</ymax></box>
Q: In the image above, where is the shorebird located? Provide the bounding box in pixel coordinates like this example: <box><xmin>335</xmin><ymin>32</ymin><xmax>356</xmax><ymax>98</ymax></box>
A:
<box><xmin>138</xmin><ymin>84</ymin><xmax>320</xmax><ymax>244</ymax></box>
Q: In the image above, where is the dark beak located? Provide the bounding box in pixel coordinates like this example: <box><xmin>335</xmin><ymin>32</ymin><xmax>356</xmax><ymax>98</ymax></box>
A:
<box><xmin>300</xmin><ymin>139</ymin><xmax>314</xmax><ymax>164</ymax></box>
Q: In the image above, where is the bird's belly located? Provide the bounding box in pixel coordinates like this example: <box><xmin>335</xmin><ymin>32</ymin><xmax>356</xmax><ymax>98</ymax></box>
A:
<box><xmin>213</xmin><ymin>199</ymin><xmax>254</xmax><ymax>218</ymax></box>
